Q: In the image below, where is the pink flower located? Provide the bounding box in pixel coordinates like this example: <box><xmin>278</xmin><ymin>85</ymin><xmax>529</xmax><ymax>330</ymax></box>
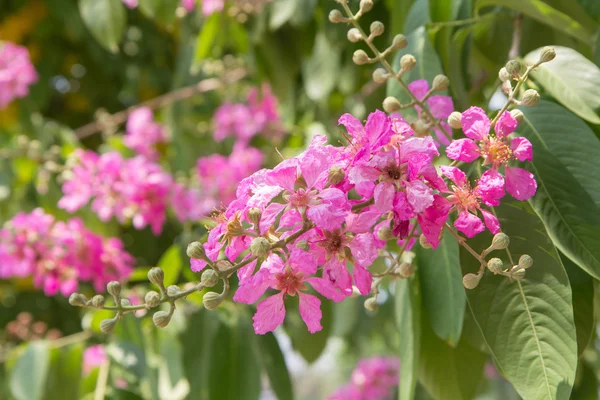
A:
<box><xmin>0</xmin><ymin>42</ymin><xmax>38</xmax><ymax>109</ymax></box>
<box><xmin>121</xmin><ymin>0</ymin><xmax>138</xmax><ymax>8</ymax></box>
<box><xmin>408</xmin><ymin>79</ymin><xmax>454</xmax><ymax>145</ymax></box>
<box><xmin>234</xmin><ymin>251</ymin><xmax>344</xmax><ymax>334</ymax></box>
<box><xmin>328</xmin><ymin>356</ymin><xmax>399</xmax><ymax>400</ymax></box>
<box><xmin>124</xmin><ymin>107</ymin><xmax>167</xmax><ymax>160</ymax></box>
<box><xmin>202</xmin><ymin>0</ymin><xmax>224</xmax><ymax>15</ymax></box>
<box><xmin>446</xmin><ymin>107</ymin><xmax>537</xmax><ymax>200</ymax></box>
<box><xmin>181</xmin><ymin>0</ymin><xmax>195</xmax><ymax>11</ymax></box>
<box><xmin>83</xmin><ymin>345</ymin><xmax>107</xmax><ymax>376</ymax></box>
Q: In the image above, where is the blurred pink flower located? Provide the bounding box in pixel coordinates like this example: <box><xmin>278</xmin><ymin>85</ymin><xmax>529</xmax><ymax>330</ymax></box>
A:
<box><xmin>0</xmin><ymin>42</ymin><xmax>38</xmax><ymax>109</ymax></box>
<box><xmin>83</xmin><ymin>345</ymin><xmax>107</xmax><ymax>376</ymax></box>
<box><xmin>328</xmin><ymin>356</ymin><xmax>399</xmax><ymax>400</ymax></box>
<box><xmin>125</xmin><ymin>107</ymin><xmax>167</xmax><ymax>161</ymax></box>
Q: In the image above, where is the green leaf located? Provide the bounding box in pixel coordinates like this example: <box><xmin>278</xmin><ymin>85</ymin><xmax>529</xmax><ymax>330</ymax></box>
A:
<box><xmin>462</xmin><ymin>202</ymin><xmax>577</xmax><ymax>400</ymax></box>
<box><xmin>79</xmin><ymin>0</ymin><xmax>126</xmax><ymax>53</ymax></box>
<box><xmin>570</xmin><ymin>361</ymin><xmax>599</xmax><ymax>400</ymax></box>
<box><xmin>302</xmin><ymin>32</ymin><xmax>341</xmax><ymax>101</ymax></box>
<box><xmin>405</xmin><ymin>0</ymin><xmax>431</xmax><ymax>35</ymax></box>
<box><xmin>255</xmin><ymin>333</ymin><xmax>294</xmax><ymax>400</ymax></box>
<box><xmin>286</xmin><ymin>298</ymin><xmax>333</xmax><ymax>363</ymax></box>
<box><xmin>387</xmin><ymin>0</ymin><xmax>416</xmax><ymax>34</ymax></box>
<box><xmin>194</xmin><ymin>14</ymin><xmax>222</xmax><ymax>64</ymax></box>
<box><xmin>518</xmin><ymin>101</ymin><xmax>600</xmax><ymax>278</ymax></box>
<box><xmin>395</xmin><ymin>273</ymin><xmax>421</xmax><ymax>400</ymax></box>
<box><xmin>9</xmin><ymin>342</ymin><xmax>50</xmax><ymax>400</ymax></box>
<box><xmin>525</xmin><ymin>47</ymin><xmax>600</xmax><ymax>124</ymax></box>
<box><xmin>417</xmin><ymin>229</ymin><xmax>465</xmax><ymax>346</ymax></box>
<box><xmin>157</xmin><ymin>244</ymin><xmax>183</xmax><ymax>287</ymax></box>
<box><xmin>269</xmin><ymin>0</ymin><xmax>298</xmax><ymax>30</ymax></box>
<box><xmin>419</xmin><ymin>323</ymin><xmax>487</xmax><ymax>400</ymax></box>
<box><xmin>476</xmin><ymin>0</ymin><xmax>596</xmax><ymax>44</ymax></box>
<box><xmin>138</xmin><ymin>0</ymin><xmax>179</xmax><ymax>25</ymax></box>
<box><xmin>209</xmin><ymin>315</ymin><xmax>261</xmax><ymax>400</ymax></box>
<box><xmin>157</xmin><ymin>328</ymin><xmax>190</xmax><ymax>400</ymax></box>
<box><xmin>45</xmin><ymin>344</ymin><xmax>84</xmax><ymax>400</ymax></box>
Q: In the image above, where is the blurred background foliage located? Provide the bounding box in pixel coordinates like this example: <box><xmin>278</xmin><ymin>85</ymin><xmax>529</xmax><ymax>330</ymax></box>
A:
<box><xmin>1</xmin><ymin>0</ymin><xmax>600</xmax><ymax>399</ymax></box>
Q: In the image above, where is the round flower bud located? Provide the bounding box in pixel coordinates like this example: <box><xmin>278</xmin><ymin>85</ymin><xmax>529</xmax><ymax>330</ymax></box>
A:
<box><xmin>100</xmin><ymin>317</ymin><xmax>118</xmax><ymax>334</ymax></box>
<box><xmin>398</xmin><ymin>262</ymin><xmax>414</xmax><ymax>278</ymax></box>
<box><xmin>491</xmin><ymin>232</ymin><xmax>510</xmax><ymax>250</ymax></box>
<box><xmin>521</xmin><ymin>89</ymin><xmax>540</xmax><ymax>106</ymax></box>
<box><xmin>296</xmin><ymin>240</ymin><xmax>310</xmax><ymax>252</ymax></box>
<box><xmin>186</xmin><ymin>241</ymin><xmax>205</xmax><ymax>260</ymax></box>
<box><xmin>447</xmin><ymin>111</ymin><xmax>462</xmax><ymax>129</ymax></box>
<box><xmin>498</xmin><ymin>67</ymin><xmax>510</xmax><ymax>82</ymax></box>
<box><xmin>364</xmin><ymin>297</ymin><xmax>378</xmax><ymax>311</ymax></box>
<box><xmin>538</xmin><ymin>46</ymin><xmax>556</xmax><ymax>64</ymax></box>
<box><xmin>352</xmin><ymin>50</ymin><xmax>370</xmax><ymax>65</ymax></box>
<box><xmin>201</xmin><ymin>269</ymin><xmax>219</xmax><ymax>287</ymax></box>
<box><xmin>377</xmin><ymin>226</ymin><xmax>394</xmax><ymax>241</ymax></box>
<box><xmin>400</xmin><ymin>54</ymin><xmax>416</xmax><ymax>71</ymax></box>
<box><xmin>203</xmin><ymin>292</ymin><xmax>222</xmax><ymax>310</ymax></box>
<box><xmin>328</xmin><ymin>9</ymin><xmax>345</xmax><ymax>23</ymax></box>
<box><xmin>359</xmin><ymin>0</ymin><xmax>373</xmax><ymax>13</ymax></box>
<box><xmin>372</xmin><ymin>68</ymin><xmax>389</xmax><ymax>84</ymax></box>
<box><xmin>247</xmin><ymin>208</ymin><xmax>262</xmax><ymax>225</ymax></box>
<box><xmin>512</xmin><ymin>267</ymin><xmax>526</xmax><ymax>281</ymax></box>
<box><xmin>120</xmin><ymin>298</ymin><xmax>131</xmax><ymax>308</ymax></box>
<box><xmin>518</xmin><ymin>254</ymin><xmax>533</xmax><ymax>269</ymax></box>
<box><xmin>391</xmin><ymin>34</ymin><xmax>408</xmax><ymax>50</ymax></box>
<box><xmin>145</xmin><ymin>291</ymin><xmax>161</xmax><ymax>308</ymax></box>
<box><xmin>107</xmin><ymin>281</ymin><xmax>121</xmax><ymax>298</ymax></box>
<box><xmin>462</xmin><ymin>273</ymin><xmax>481</xmax><ymax>289</ymax></box>
<box><xmin>383</xmin><ymin>96</ymin><xmax>401</xmax><ymax>113</ymax></box>
<box><xmin>413</xmin><ymin>119</ymin><xmax>429</xmax><ymax>136</ymax></box>
<box><xmin>505</xmin><ymin>60</ymin><xmax>521</xmax><ymax>78</ymax></box>
<box><xmin>69</xmin><ymin>293</ymin><xmax>88</xmax><ymax>307</ymax></box>
<box><xmin>347</xmin><ymin>28</ymin><xmax>362</xmax><ymax>43</ymax></box>
<box><xmin>432</xmin><ymin>74</ymin><xmax>449</xmax><ymax>91</ymax></box>
<box><xmin>91</xmin><ymin>295</ymin><xmax>105</xmax><ymax>308</ymax></box>
<box><xmin>167</xmin><ymin>285</ymin><xmax>181</xmax><ymax>297</ymax></box>
<box><xmin>148</xmin><ymin>267</ymin><xmax>165</xmax><ymax>288</ymax></box>
<box><xmin>370</xmin><ymin>21</ymin><xmax>384</xmax><ymax>37</ymax></box>
<box><xmin>250</xmin><ymin>237</ymin><xmax>271</xmax><ymax>258</ymax></box>
<box><xmin>215</xmin><ymin>259</ymin><xmax>233</xmax><ymax>271</ymax></box>
<box><xmin>327</xmin><ymin>165</ymin><xmax>345</xmax><ymax>186</ymax></box>
<box><xmin>510</xmin><ymin>109</ymin><xmax>524</xmax><ymax>123</ymax></box>
<box><xmin>419</xmin><ymin>234</ymin><xmax>432</xmax><ymax>249</ymax></box>
<box><xmin>487</xmin><ymin>257</ymin><xmax>504</xmax><ymax>274</ymax></box>
<box><xmin>152</xmin><ymin>311</ymin><xmax>171</xmax><ymax>328</ymax></box>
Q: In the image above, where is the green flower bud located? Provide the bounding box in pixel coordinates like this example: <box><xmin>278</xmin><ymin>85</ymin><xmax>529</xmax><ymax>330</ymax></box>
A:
<box><xmin>391</xmin><ymin>34</ymin><xmax>408</xmax><ymax>50</ymax></box>
<box><xmin>347</xmin><ymin>28</ymin><xmax>362</xmax><ymax>43</ymax></box>
<box><xmin>512</xmin><ymin>267</ymin><xmax>526</xmax><ymax>281</ymax></box>
<box><xmin>186</xmin><ymin>241</ymin><xmax>205</xmax><ymax>260</ymax></box>
<box><xmin>383</xmin><ymin>96</ymin><xmax>401</xmax><ymax>113</ymax></box>
<box><xmin>432</xmin><ymin>74</ymin><xmax>449</xmax><ymax>91</ymax></box>
<box><xmin>250</xmin><ymin>237</ymin><xmax>271</xmax><ymax>258</ymax></box>
<box><xmin>359</xmin><ymin>0</ymin><xmax>373</xmax><ymax>13</ymax></box>
<box><xmin>518</xmin><ymin>254</ymin><xmax>533</xmax><ymax>269</ymax></box>
<box><xmin>487</xmin><ymin>257</ymin><xmax>504</xmax><ymax>274</ymax></box>
<box><xmin>462</xmin><ymin>273</ymin><xmax>481</xmax><ymax>289</ymax></box>
<box><xmin>419</xmin><ymin>234</ymin><xmax>432</xmax><ymax>249</ymax></box>
<box><xmin>152</xmin><ymin>311</ymin><xmax>171</xmax><ymax>328</ymax></box>
<box><xmin>400</xmin><ymin>54</ymin><xmax>416</xmax><ymax>71</ymax></box>
<box><xmin>538</xmin><ymin>46</ymin><xmax>556</xmax><ymax>64</ymax></box>
<box><xmin>91</xmin><ymin>295</ymin><xmax>105</xmax><ymax>308</ymax></box>
<box><xmin>505</xmin><ymin>60</ymin><xmax>521</xmax><ymax>78</ymax></box>
<box><xmin>398</xmin><ymin>262</ymin><xmax>414</xmax><ymax>278</ymax></box>
<box><xmin>296</xmin><ymin>240</ymin><xmax>310</xmax><ymax>252</ymax></box>
<box><xmin>377</xmin><ymin>226</ymin><xmax>394</xmax><ymax>241</ymax></box>
<box><xmin>352</xmin><ymin>50</ymin><xmax>370</xmax><ymax>65</ymax></box>
<box><xmin>491</xmin><ymin>232</ymin><xmax>510</xmax><ymax>250</ymax></box>
<box><xmin>145</xmin><ymin>291</ymin><xmax>161</xmax><ymax>308</ymax></box>
<box><xmin>364</xmin><ymin>297</ymin><xmax>378</xmax><ymax>311</ymax></box>
<box><xmin>100</xmin><ymin>317</ymin><xmax>118</xmax><ymax>334</ymax></box>
<box><xmin>120</xmin><ymin>298</ymin><xmax>131</xmax><ymax>307</ymax></box>
<box><xmin>203</xmin><ymin>292</ymin><xmax>222</xmax><ymax>310</ymax></box>
<box><xmin>413</xmin><ymin>119</ymin><xmax>429</xmax><ymax>137</ymax></box>
<box><xmin>201</xmin><ymin>269</ymin><xmax>219</xmax><ymax>287</ymax></box>
<box><xmin>215</xmin><ymin>260</ymin><xmax>233</xmax><ymax>272</ymax></box>
<box><xmin>510</xmin><ymin>109</ymin><xmax>524</xmax><ymax>123</ymax></box>
<box><xmin>521</xmin><ymin>89</ymin><xmax>539</xmax><ymax>106</ymax></box>
<box><xmin>148</xmin><ymin>267</ymin><xmax>165</xmax><ymax>288</ymax></box>
<box><xmin>327</xmin><ymin>165</ymin><xmax>345</xmax><ymax>186</ymax></box>
<box><xmin>447</xmin><ymin>111</ymin><xmax>462</xmax><ymax>129</ymax></box>
<box><xmin>498</xmin><ymin>67</ymin><xmax>510</xmax><ymax>82</ymax></box>
<box><xmin>372</xmin><ymin>68</ymin><xmax>389</xmax><ymax>84</ymax></box>
<box><xmin>107</xmin><ymin>281</ymin><xmax>121</xmax><ymax>298</ymax></box>
<box><xmin>328</xmin><ymin>9</ymin><xmax>345</xmax><ymax>23</ymax></box>
<box><xmin>247</xmin><ymin>208</ymin><xmax>262</xmax><ymax>225</ymax></box>
<box><xmin>167</xmin><ymin>285</ymin><xmax>181</xmax><ymax>297</ymax></box>
<box><xmin>69</xmin><ymin>293</ymin><xmax>88</xmax><ymax>307</ymax></box>
<box><xmin>370</xmin><ymin>21</ymin><xmax>384</xmax><ymax>37</ymax></box>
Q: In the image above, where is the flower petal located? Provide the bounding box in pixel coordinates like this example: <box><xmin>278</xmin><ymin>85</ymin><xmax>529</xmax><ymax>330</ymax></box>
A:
<box><xmin>494</xmin><ymin>111</ymin><xmax>518</xmax><ymax>137</ymax></box>
<box><xmin>306</xmin><ymin>277</ymin><xmax>346</xmax><ymax>302</ymax></box>
<box><xmin>298</xmin><ymin>293</ymin><xmax>323</xmax><ymax>333</ymax></box>
<box><xmin>477</xmin><ymin>169</ymin><xmax>505</xmax><ymax>207</ymax></box>
<box><xmin>505</xmin><ymin>166</ymin><xmax>537</xmax><ymax>200</ymax></box>
<box><xmin>253</xmin><ymin>292</ymin><xmax>286</xmax><ymax>335</ymax></box>
<box><xmin>406</xmin><ymin>180</ymin><xmax>434</xmax><ymax>213</ymax></box>
<box><xmin>374</xmin><ymin>181</ymin><xmax>395</xmax><ymax>212</ymax></box>
<box><xmin>510</xmin><ymin>137</ymin><xmax>533</xmax><ymax>162</ymax></box>
<box><xmin>349</xmin><ymin>233</ymin><xmax>379</xmax><ymax>267</ymax></box>
<box><xmin>353</xmin><ymin>264</ymin><xmax>373</xmax><ymax>296</ymax></box>
<box><xmin>454</xmin><ymin>211</ymin><xmax>485</xmax><ymax>238</ymax></box>
<box><xmin>480</xmin><ymin>209</ymin><xmax>501</xmax><ymax>234</ymax></box>
<box><xmin>461</xmin><ymin>106</ymin><xmax>490</xmax><ymax>140</ymax></box>
<box><xmin>440</xmin><ymin>166</ymin><xmax>467</xmax><ymax>187</ymax></box>
<box><xmin>446</xmin><ymin>138</ymin><xmax>480</xmax><ymax>162</ymax></box>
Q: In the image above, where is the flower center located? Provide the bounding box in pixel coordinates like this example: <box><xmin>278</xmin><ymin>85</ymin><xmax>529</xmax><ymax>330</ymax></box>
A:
<box><xmin>452</xmin><ymin>186</ymin><xmax>479</xmax><ymax>212</ymax></box>
<box><xmin>274</xmin><ymin>269</ymin><xmax>306</xmax><ymax>296</ymax></box>
<box><xmin>288</xmin><ymin>188</ymin><xmax>314</xmax><ymax>208</ymax></box>
<box><xmin>384</xmin><ymin>164</ymin><xmax>403</xmax><ymax>181</ymax></box>
<box><xmin>318</xmin><ymin>230</ymin><xmax>347</xmax><ymax>255</ymax></box>
<box><xmin>483</xmin><ymin>137</ymin><xmax>512</xmax><ymax>167</ymax></box>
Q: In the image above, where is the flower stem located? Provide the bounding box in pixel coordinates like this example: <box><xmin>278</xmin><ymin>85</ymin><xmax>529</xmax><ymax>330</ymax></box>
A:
<box><xmin>444</xmin><ymin>223</ymin><xmax>488</xmax><ymax>267</ymax></box>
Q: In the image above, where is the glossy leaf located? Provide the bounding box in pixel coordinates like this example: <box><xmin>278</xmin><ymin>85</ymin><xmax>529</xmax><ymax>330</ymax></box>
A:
<box><xmin>405</xmin><ymin>0</ymin><xmax>431</xmax><ymax>34</ymax></box>
<box><xmin>157</xmin><ymin>328</ymin><xmax>190</xmax><ymax>400</ymax></box>
<box><xmin>9</xmin><ymin>342</ymin><xmax>50</xmax><ymax>400</ymax></box>
<box><xmin>417</xmin><ymin>229</ymin><xmax>465</xmax><ymax>346</ymax></box>
<box><xmin>45</xmin><ymin>344</ymin><xmax>83</xmax><ymax>400</ymax></box>
<box><xmin>518</xmin><ymin>101</ymin><xmax>600</xmax><ymax>278</ymax></box>
<box><xmin>194</xmin><ymin>14</ymin><xmax>222</xmax><ymax>64</ymax></box>
<box><xmin>255</xmin><ymin>333</ymin><xmax>294</xmax><ymax>400</ymax></box>
<box><xmin>524</xmin><ymin>47</ymin><xmax>600</xmax><ymax>124</ymax></box>
<box><xmin>302</xmin><ymin>32</ymin><xmax>341</xmax><ymax>101</ymax></box>
<box><xmin>157</xmin><ymin>244</ymin><xmax>183</xmax><ymax>287</ymax></box>
<box><xmin>78</xmin><ymin>0</ymin><xmax>126</xmax><ymax>53</ymax></box>
<box><xmin>462</xmin><ymin>202</ymin><xmax>577</xmax><ymax>399</ymax></box>
<box><xmin>395</xmin><ymin>273</ymin><xmax>421</xmax><ymax>400</ymax></box>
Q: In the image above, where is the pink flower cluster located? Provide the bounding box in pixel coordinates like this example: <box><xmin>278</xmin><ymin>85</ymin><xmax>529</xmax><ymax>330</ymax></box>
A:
<box><xmin>328</xmin><ymin>357</ymin><xmax>399</xmax><ymax>400</ymax></box>
<box><xmin>189</xmin><ymin>104</ymin><xmax>536</xmax><ymax>334</ymax></box>
<box><xmin>0</xmin><ymin>209</ymin><xmax>134</xmax><ymax>296</ymax></box>
<box><xmin>213</xmin><ymin>84</ymin><xmax>281</xmax><ymax>144</ymax></box>
<box><xmin>201</xmin><ymin>0</ymin><xmax>273</xmax><ymax>16</ymax></box>
<box><xmin>125</xmin><ymin>107</ymin><xmax>168</xmax><ymax>161</ymax></box>
<box><xmin>83</xmin><ymin>345</ymin><xmax>107</xmax><ymax>376</ymax></box>
<box><xmin>0</xmin><ymin>42</ymin><xmax>38</xmax><ymax>109</ymax></box>
<box><xmin>59</xmin><ymin>150</ymin><xmax>173</xmax><ymax>234</ymax></box>
<box><xmin>408</xmin><ymin>79</ymin><xmax>454</xmax><ymax>145</ymax></box>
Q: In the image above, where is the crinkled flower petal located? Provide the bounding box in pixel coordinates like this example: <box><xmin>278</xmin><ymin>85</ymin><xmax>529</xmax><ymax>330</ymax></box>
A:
<box><xmin>253</xmin><ymin>292</ymin><xmax>286</xmax><ymax>334</ymax></box>
<box><xmin>353</xmin><ymin>264</ymin><xmax>372</xmax><ymax>296</ymax></box>
<box><xmin>446</xmin><ymin>138</ymin><xmax>480</xmax><ymax>162</ymax></box>
<box><xmin>494</xmin><ymin>111</ymin><xmax>518</xmax><ymax>137</ymax></box>
<box><xmin>510</xmin><ymin>137</ymin><xmax>533</xmax><ymax>162</ymax></box>
<box><xmin>298</xmin><ymin>293</ymin><xmax>322</xmax><ymax>333</ymax></box>
<box><xmin>454</xmin><ymin>211</ymin><xmax>485</xmax><ymax>238</ymax></box>
<box><xmin>477</xmin><ymin>169</ymin><xmax>505</xmax><ymax>207</ymax></box>
<box><xmin>349</xmin><ymin>233</ymin><xmax>378</xmax><ymax>267</ymax></box>
<box><xmin>480</xmin><ymin>209</ymin><xmax>501</xmax><ymax>234</ymax></box>
<box><xmin>440</xmin><ymin>166</ymin><xmax>467</xmax><ymax>187</ymax></box>
<box><xmin>505</xmin><ymin>166</ymin><xmax>537</xmax><ymax>200</ymax></box>
<box><xmin>461</xmin><ymin>106</ymin><xmax>490</xmax><ymax>140</ymax></box>
<box><xmin>374</xmin><ymin>182</ymin><xmax>395</xmax><ymax>212</ymax></box>
<box><xmin>307</xmin><ymin>277</ymin><xmax>346</xmax><ymax>302</ymax></box>
<box><xmin>406</xmin><ymin>180</ymin><xmax>434</xmax><ymax>213</ymax></box>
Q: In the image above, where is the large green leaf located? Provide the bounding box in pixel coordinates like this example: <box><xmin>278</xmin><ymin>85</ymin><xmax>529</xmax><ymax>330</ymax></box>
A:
<box><xmin>462</xmin><ymin>202</ymin><xmax>577</xmax><ymax>399</ymax></box>
<box><xmin>157</xmin><ymin>244</ymin><xmax>183</xmax><ymax>287</ymax></box>
<box><xmin>255</xmin><ymin>333</ymin><xmax>294</xmax><ymax>400</ymax></box>
<box><xmin>138</xmin><ymin>0</ymin><xmax>179</xmax><ymax>25</ymax></box>
<box><xmin>387</xmin><ymin>0</ymin><xmax>416</xmax><ymax>35</ymax></box>
<box><xmin>518</xmin><ymin>101</ymin><xmax>600</xmax><ymax>278</ymax></box>
<box><xmin>45</xmin><ymin>344</ymin><xmax>83</xmax><ymax>400</ymax></box>
<box><xmin>301</xmin><ymin>32</ymin><xmax>341</xmax><ymax>102</ymax></box>
<box><xmin>395</xmin><ymin>273</ymin><xmax>421</xmax><ymax>400</ymax></box>
<box><xmin>286</xmin><ymin>298</ymin><xmax>332</xmax><ymax>363</ymax></box>
<box><xmin>524</xmin><ymin>47</ymin><xmax>600</xmax><ymax>124</ymax></box>
<box><xmin>9</xmin><ymin>342</ymin><xmax>50</xmax><ymax>400</ymax></box>
<box><xmin>79</xmin><ymin>0</ymin><xmax>126</xmax><ymax>53</ymax></box>
<box><xmin>419</xmin><ymin>322</ymin><xmax>487</xmax><ymax>400</ymax></box>
<box><xmin>194</xmin><ymin>13</ymin><xmax>222</xmax><ymax>64</ymax></box>
<box><xmin>404</xmin><ymin>0</ymin><xmax>431</xmax><ymax>34</ymax></box>
<box><xmin>157</xmin><ymin>328</ymin><xmax>190</xmax><ymax>400</ymax></box>
<box><xmin>417</xmin><ymin>230</ymin><xmax>465</xmax><ymax>346</ymax></box>
<box><xmin>476</xmin><ymin>0</ymin><xmax>596</xmax><ymax>45</ymax></box>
